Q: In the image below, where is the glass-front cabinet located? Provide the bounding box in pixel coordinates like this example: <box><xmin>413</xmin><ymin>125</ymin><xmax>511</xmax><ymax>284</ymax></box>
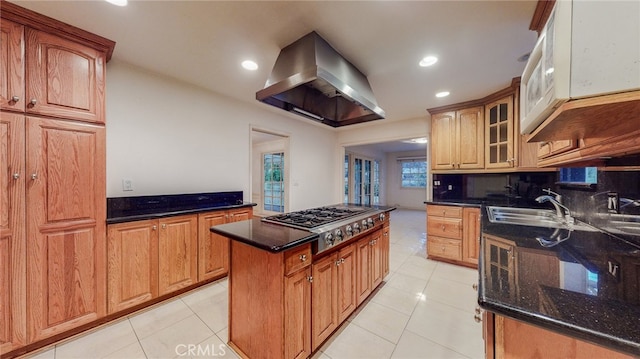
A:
<box><xmin>485</xmin><ymin>96</ymin><xmax>515</xmax><ymax>169</ymax></box>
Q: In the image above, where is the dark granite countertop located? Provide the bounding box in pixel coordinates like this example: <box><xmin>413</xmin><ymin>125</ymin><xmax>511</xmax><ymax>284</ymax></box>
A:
<box><xmin>479</xmin><ymin>210</ymin><xmax>640</xmax><ymax>356</ymax></box>
<box><xmin>106</xmin><ymin>191</ymin><xmax>256</xmax><ymax>224</ymax></box>
<box><xmin>210</xmin><ymin>218</ymin><xmax>319</xmax><ymax>252</ymax></box>
<box><xmin>424</xmin><ymin>200</ymin><xmax>482</xmax><ymax>208</ymax></box>
<box><xmin>210</xmin><ymin>204</ymin><xmax>396</xmax><ymax>253</ymax></box>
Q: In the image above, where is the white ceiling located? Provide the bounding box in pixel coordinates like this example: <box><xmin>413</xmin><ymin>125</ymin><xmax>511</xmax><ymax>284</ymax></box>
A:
<box><xmin>12</xmin><ymin>0</ymin><xmax>538</xmax><ymax>152</ymax></box>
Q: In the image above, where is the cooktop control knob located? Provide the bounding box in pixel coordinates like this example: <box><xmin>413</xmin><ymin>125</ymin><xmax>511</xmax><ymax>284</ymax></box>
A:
<box><xmin>361</xmin><ymin>219</ymin><xmax>368</xmax><ymax>229</ymax></box>
<box><xmin>345</xmin><ymin>225</ymin><xmax>353</xmax><ymax>236</ymax></box>
<box><xmin>379</xmin><ymin>213</ymin><xmax>385</xmax><ymax>222</ymax></box>
<box><xmin>353</xmin><ymin>223</ymin><xmax>360</xmax><ymax>233</ymax></box>
<box><xmin>334</xmin><ymin>229</ymin><xmax>343</xmax><ymax>241</ymax></box>
<box><xmin>367</xmin><ymin>218</ymin><xmax>374</xmax><ymax>227</ymax></box>
<box><xmin>324</xmin><ymin>232</ymin><xmax>334</xmax><ymax>246</ymax></box>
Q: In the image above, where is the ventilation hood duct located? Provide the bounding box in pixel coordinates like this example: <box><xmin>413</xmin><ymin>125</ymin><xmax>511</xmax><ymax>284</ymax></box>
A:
<box><xmin>256</xmin><ymin>31</ymin><xmax>385</xmax><ymax>127</ymax></box>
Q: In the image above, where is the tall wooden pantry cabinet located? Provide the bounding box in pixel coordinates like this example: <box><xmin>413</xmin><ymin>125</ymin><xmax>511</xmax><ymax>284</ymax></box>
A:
<box><xmin>0</xmin><ymin>1</ymin><xmax>115</xmax><ymax>355</ymax></box>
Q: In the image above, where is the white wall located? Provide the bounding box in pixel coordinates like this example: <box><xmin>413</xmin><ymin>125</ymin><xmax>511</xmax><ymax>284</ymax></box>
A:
<box><xmin>385</xmin><ymin>150</ymin><xmax>428</xmax><ymax>210</ymax></box>
<box><xmin>105</xmin><ymin>60</ymin><xmax>341</xmax><ymax>210</ymax></box>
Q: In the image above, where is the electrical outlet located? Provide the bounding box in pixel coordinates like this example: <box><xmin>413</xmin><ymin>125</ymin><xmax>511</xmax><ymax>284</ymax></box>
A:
<box><xmin>122</xmin><ymin>179</ymin><xmax>134</xmax><ymax>191</ymax></box>
<box><xmin>448</xmin><ymin>185</ymin><xmax>453</xmax><ymax>190</ymax></box>
<box><xmin>607</xmin><ymin>192</ymin><xmax>619</xmax><ymax>213</ymax></box>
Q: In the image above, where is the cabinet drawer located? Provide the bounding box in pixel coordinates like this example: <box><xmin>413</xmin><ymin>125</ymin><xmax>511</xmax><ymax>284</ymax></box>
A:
<box><xmin>427</xmin><ymin>205</ymin><xmax>462</xmax><ymax>218</ymax></box>
<box><xmin>427</xmin><ymin>236</ymin><xmax>462</xmax><ymax>261</ymax></box>
<box><xmin>284</xmin><ymin>243</ymin><xmax>311</xmax><ymax>276</ymax></box>
<box><xmin>427</xmin><ymin>217</ymin><xmax>462</xmax><ymax>239</ymax></box>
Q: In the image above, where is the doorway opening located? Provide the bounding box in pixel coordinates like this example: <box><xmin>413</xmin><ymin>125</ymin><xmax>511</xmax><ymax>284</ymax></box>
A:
<box><xmin>251</xmin><ymin>128</ymin><xmax>289</xmax><ymax>217</ymax></box>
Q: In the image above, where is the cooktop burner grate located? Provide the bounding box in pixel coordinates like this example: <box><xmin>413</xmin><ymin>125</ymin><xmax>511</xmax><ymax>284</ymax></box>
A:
<box><xmin>262</xmin><ymin>205</ymin><xmax>368</xmax><ymax>229</ymax></box>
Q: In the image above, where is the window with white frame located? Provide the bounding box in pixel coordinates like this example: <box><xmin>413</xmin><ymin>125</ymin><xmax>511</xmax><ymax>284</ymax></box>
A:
<box><xmin>400</xmin><ymin>158</ymin><xmax>427</xmax><ymax>188</ymax></box>
<box><xmin>263</xmin><ymin>152</ymin><xmax>284</xmax><ymax>212</ymax></box>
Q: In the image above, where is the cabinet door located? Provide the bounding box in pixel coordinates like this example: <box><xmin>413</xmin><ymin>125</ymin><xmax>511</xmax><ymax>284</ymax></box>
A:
<box><xmin>485</xmin><ymin>97</ymin><xmax>514</xmax><ymax>169</ymax></box>
<box><xmin>0</xmin><ymin>19</ymin><xmax>25</xmax><ymax>112</ymax></box>
<box><xmin>197</xmin><ymin>211</ymin><xmax>228</xmax><ymax>282</ymax></box>
<box><xmin>370</xmin><ymin>231</ymin><xmax>383</xmax><ymax>289</ymax></box>
<box><xmin>462</xmin><ymin>208</ymin><xmax>481</xmax><ymax>266</ymax></box>
<box><xmin>457</xmin><ymin>106</ymin><xmax>485</xmax><ymax>169</ymax></box>
<box><xmin>484</xmin><ymin>235</ymin><xmax>516</xmax><ymax>300</ymax></box>
<box><xmin>431</xmin><ymin>111</ymin><xmax>457</xmax><ymax>170</ymax></box>
<box><xmin>356</xmin><ymin>235</ymin><xmax>371</xmax><ymax>305</ymax></box>
<box><xmin>26</xmin><ymin>117</ymin><xmax>106</xmax><ymax>342</ymax></box>
<box><xmin>228</xmin><ymin>207</ymin><xmax>252</xmax><ymax>222</ymax></box>
<box><xmin>107</xmin><ymin>220</ymin><xmax>158</xmax><ymax>314</ymax></box>
<box><xmin>284</xmin><ymin>267</ymin><xmax>311</xmax><ymax>359</ymax></box>
<box><xmin>158</xmin><ymin>215</ymin><xmax>198</xmax><ymax>295</ymax></box>
<box><xmin>25</xmin><ymin>29</ymin><xmax>105</xmax><ymax>124</ymax></box>
<box><xmin>382</xmin><ymin>223</ymin><xmax>390</xmax><ymax>277</ymax></box>
<box><xmin>311</xmin><ymin>253</ymin><xmax>338</xmax><ymax>350</ymax></box>
<box><xmin>0</xmin><ymin>113</ymin><xmax>26</xmax><ymax>353</ymax></box>
<box><xmin>337</xmin><ymin>244</ymin><xmax>357</xmax><ymax>323</ymax></box>
<box><xmin>494</xmin><ymin>315</ymin><xmax>633</xmax><ymax>359</ymax></box>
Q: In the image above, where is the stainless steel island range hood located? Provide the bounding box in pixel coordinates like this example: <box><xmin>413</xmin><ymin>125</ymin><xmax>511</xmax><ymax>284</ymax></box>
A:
<box><xmin>256</xmin><ymin>31</ymin><xmax>385</xmax><ymax>127</ymax></box>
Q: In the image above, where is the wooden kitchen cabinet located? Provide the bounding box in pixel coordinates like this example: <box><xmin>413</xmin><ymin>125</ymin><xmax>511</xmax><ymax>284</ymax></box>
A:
<box><xmin>381</xmin><ymin>216</ymin><xmax>390</xmax><ymax>279</ymax></box>
<box><xmin>25</xmin><ymin>29</ymin><xmax>105</xmax><ymax>124</ymax></box>
<box><xmin>485</xmin><ymin>96</ymin><xmax>515</xmax><ymax>169</ymax></box>
<box><xmin>0</xmin><ymin>113</ymin><xmax>26</xmax><ymax>354</ymax></box>
<box><xmin>486</xmin><ymin>313</ymin><xmax>633</xmax><ymax>359</ymax></box>
<box><xmin>462</xmin><ymin>207</ymin><xmax>481</xmax><ymax>266</ymax></box>
<box><xmin>336</xmin><ymin>244</ymin><xmax>357</xmax><ymax>323</ymax></box>
<box><xmin>537</xmin><ymin>139</ymin><xmax>578</xmax><ymax>159</ymax></box>
<box><xmin>107</xmin><ymin>220</ymin><xmax>159</xmax><ymax>314</ymax></box>
<box><xmin>431</xmin><ymin>107</ymin><xmax>485</xmax><ymax>170</ymax></box>
<box><xmin>483</xmin><ymin>234</ymin><xmax>516</xmax><ymax>300</ymax></box>
<box><xmin>355</xmin><ymin>230</ymin><xmax>384</xmax><ymax>306</ymax></box>
<box><xmin>26</xmin><ymin>117</ymin><xmax>106</xmax><ymax>343</ymax></box>
<box><xmin>1</xmin><ymin>19</ymin><xmax>25</xmax><ymax>112</ymax></box>
<box><xmin>1</xmin><ymin>1</ymin><xmax>114</xmax><ymax>355</ymax></box>
<box><xmin>197</xmin><ymin>207</ymin><xmax>252</xmax><ymax>282</ymax></box>
<box><xmin>427</xmin><ymin>205</ymin><xmax>480</xmax><ymax>268</ymax></box>
<box><xmin>284</xmin><ymin>266</ymin><xmax>312</xmax><ymax>359</ymax></box>
<box><xmin>158</xmin><ymin>214</ymin><xmax>198</xmax><ymax>295</ymax></box>
<box><xmin>426</xmin><ymin>204</ymin><xmax>463</xmax><ymax>262</ymax></box>
<box><xmin>311</xmin><ymin>253</ymin><xmax>339</xmax><ymax>350</ymax></box>
<box><xmin>229</xmin><ymin>241</ymin><xmax>313</xmax><ymax>359</ymax></box>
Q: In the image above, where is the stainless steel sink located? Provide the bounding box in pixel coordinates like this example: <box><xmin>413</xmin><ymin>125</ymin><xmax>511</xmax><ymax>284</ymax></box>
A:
<box><xmin>486</xmin><ymin>206</ymin><xmax>598</xmax><ymax>232</ymax></box>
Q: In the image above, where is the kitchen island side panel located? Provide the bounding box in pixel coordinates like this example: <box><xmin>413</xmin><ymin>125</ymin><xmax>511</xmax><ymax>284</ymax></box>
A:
<box><xmin>229</xmin><ymin>240</ymin><xmax>284</xmax><ymax>359</ymax></box>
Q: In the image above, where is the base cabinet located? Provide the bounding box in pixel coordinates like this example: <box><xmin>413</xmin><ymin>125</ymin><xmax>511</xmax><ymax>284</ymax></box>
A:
<box><xmin>107</xmin><ymin>220</ymin><xmax>158</xmax><ymax>314</ymax></box>
<box><xmin>427</xmin><ymin>204</ymin><xmax>480</xmax><ymax>268</ymax></box>
<box><xmin>197</xmin><ymin>208</ymin><xmax>252</xmax><ymax>282</ymax></box>
<box><xmin>284</xmin><ymin>267</ymin><xmax>311</xmax><ymax>359</ymax></box>
<box><xmin>158</xmin><ymin>215</ymin><xmax>198</xmax><ymax>295</ymax></box>
<box><xmin>486</xmin><ymin>314</ymin><xmax>633</xmax><ymax>359</ymax></box>
<box><xmin>228</xmin><ymin>219</ymin><xmax>390</xmax><ymax>359</ymax></box>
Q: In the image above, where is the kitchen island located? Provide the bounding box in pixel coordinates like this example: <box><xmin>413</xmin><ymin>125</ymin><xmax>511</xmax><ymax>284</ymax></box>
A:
<box><xmin>210</xmin><ymin>206</ymin><xmax>393</xmax><ymax>359</ymax></box>
<box><xmin>479</xmin><ymin>212</ymin><xmax>640</xmax><ymax>358</ymax></box>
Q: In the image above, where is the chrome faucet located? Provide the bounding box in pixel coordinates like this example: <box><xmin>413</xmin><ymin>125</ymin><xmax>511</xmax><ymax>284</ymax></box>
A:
<box><xmin>535</xmin><ymin>188</ymin><xmax>574</xmax><ymax>225</ymax></box>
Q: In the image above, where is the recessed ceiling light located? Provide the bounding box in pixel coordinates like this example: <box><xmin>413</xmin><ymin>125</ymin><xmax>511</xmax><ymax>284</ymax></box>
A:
<box><xmin>435</xmin><ymin>91</ymin><xmax>450</xmax><ymax>98</ymax></box>
<box><xmin>105</xmin><ymin>0</ymin><xmax>127</xmax><ymax>6</ymax></box>
<box><xmin>241</xmin><ymin>60</ymin><xmax>258</xmax><ymax>71</ymax></box>
<box><xmin>419</xmin><ymin>56</ymin><xmax>438</xmax><ymax>67</ymax></box>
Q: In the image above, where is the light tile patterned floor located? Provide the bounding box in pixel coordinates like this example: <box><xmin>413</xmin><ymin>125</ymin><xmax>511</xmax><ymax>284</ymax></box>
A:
<box><xmin>26</xmin><ymin>209</ymin><xmax>484</xmax><ymax>359</ymax></box>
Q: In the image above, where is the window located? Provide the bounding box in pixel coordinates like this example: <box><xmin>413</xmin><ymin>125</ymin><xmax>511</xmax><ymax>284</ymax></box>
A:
<box><xmin>400</xmin><ymin>159</ymin><xmax>427</xmax><ymax>188</ymax></box>
<box><xmin>263</xmin><ymin>152</ymin><xmax>284</xmax><ymax>212</ymax></box>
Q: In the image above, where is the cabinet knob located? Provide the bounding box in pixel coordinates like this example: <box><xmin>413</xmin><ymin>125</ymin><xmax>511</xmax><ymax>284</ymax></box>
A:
<box><xmin>475</xmin><ymin>307</ymin><xmax>481</xmax><ymax>315</ymax></box>
<box><xmin>31</xmin><ymin>173</ymin><xmax>38</xmax><ymax>180</ymax></box>
<box><xmin>340</xmin><ymin>258</ymin><xmax>345</xmax><ymax>264</ymax></box>
<box><xmin>11</xmin><ymin>96</ymin><xmax>19</xmax><ymax>103</ymax></box>
<box><xmin>474</xmin><ymin>314</ymin><xmax>482</xmax><ymax>323</ymax></box>
<box><xmin>13</xmin><ymin>173</ymin><xmax>20</xmax><ymax>180</ymax></box>
<box><xmin>299</xmin><ymin>254</ymin><xmax>307</xmax><ymax>262</ymax></box>
<box><xmin>441</xmin><ymin>246</ymin><xmax>445</xmax><ymax>252</ymax></box>
<box><xmin>307</xmin><ymin>276</ymin><xmax>313</xmax><ymax>283</ymax></box>
<box><xmin>335</xmin><ymin>260</ymin><xmax>341</xmax><ymax>266</ymax></box>
<box><xmin>441</xmin><ymin>225</ymin><xmax>446</xmax><ymax>231</ymax></box>
<box><xmin>472</xmin><ymin>283</ymin><xmax>478</xmax><ymax>291</ymax></box>
<box><xmin>161</xmin><ymin>223</ymin><xmax>167</xmax><ymax>229</ymax></box>
<box><xmin>152</xmin><ymin>225</ymin><xmax>157</xmax><ymax>230</ymax></box>
<box><xmin>29</xmin><ymin>98</ymin><xmax>37</xmax><ymax>107</ymax></box>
